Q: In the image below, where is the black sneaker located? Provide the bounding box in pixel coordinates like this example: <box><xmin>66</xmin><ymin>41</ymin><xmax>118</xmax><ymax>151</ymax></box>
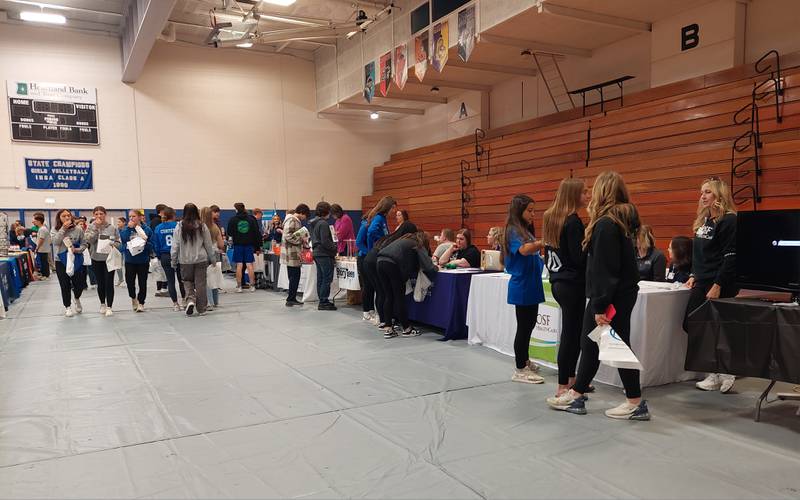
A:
<box><xmin>383</xmin><ymin>328</ymin><xmax>398</xmax><ymax>339</ymax></box>
<box><xmin>185</xmin><ymin>302</ymin><xmax>195</xmax><ymax>316</ymax></box>
<box><xmin>318</xmin><ymin>302</ymin><xmax>337</xmax><ymax>311</ymax></box>
<box><xmin>285</xmin><ymin>299</ymin><xmax>303</xmax><ymax>307</ymax></box>
<box><xmin>400</xmin><ymin>327</ymin><xmax>421</xmax><ymax>337</ymax></box>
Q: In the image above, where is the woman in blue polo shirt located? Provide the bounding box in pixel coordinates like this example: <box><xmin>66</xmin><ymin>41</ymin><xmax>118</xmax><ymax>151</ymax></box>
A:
<box><xmin>502</xmin><ymin>194</ymin><xmax>546</xmax><ymax>384</ymax></box>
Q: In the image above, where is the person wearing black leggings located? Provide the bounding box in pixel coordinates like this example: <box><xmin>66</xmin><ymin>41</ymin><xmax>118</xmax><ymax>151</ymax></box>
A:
<box><xmin>547</xmin><ymin>171</ymin><xmax>650</xmax><ymax>421</ymax></box>
<box><xmin>543</xmin><ymin>178</ymin><xmax>590</xmax><ymax>397</ymax></box>
<box><xmin>119</xmin><ymin>209</ymin><xmax>154</xmax><ymax>312</ymax></box>
<box><xmin>84</xmin><ymin>206</ymin><xmax>120</xmax><ymax>316</ymax></box>
<box><xmin>502</xmin><ymin>194</ymin><xmax>546</xmax><ymax>384</ymax></box>
<box><xmin>684</xmin><ymin>178</ymin><xmax>739</xmax><ymax>393</ymax></box>
<box><xmin>377</xmin><ymin>232</ymin><xmax>438</xmax><ymax>338</ymax></box>
<box><xmin>51</xmin><ymin>209</ymin><xmax>88</xmax><ymax>318</ymax></box>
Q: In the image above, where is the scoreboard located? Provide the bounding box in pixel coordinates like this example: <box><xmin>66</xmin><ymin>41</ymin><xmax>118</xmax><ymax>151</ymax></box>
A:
<box><xmin>7</xmin><ymin>81</ymin><xmax>99</xmax><ymax>145</ymax></box>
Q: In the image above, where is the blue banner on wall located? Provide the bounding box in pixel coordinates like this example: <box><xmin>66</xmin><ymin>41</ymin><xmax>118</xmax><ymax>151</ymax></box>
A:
<box><xmin>25</xmin><ymin>158</ymin><xmax>93</xmax><ymax>190</ymax></box>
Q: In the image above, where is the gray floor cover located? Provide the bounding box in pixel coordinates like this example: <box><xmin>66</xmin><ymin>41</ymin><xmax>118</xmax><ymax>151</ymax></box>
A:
<box><xmin>1</xmin><ymin>278</ymin><xmax>799</xmax><ymax>499</ymax></box>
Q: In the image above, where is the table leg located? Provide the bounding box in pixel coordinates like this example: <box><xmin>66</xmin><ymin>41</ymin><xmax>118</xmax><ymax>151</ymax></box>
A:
<box><xmin>755</xmin><ymin>379</ymin><xmax>776</xmax><ymax>422</ymax></box>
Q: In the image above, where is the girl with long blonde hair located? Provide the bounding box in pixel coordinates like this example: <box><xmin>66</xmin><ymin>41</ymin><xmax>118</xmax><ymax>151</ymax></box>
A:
<box><xmin>684</xmin><ymin>177</ymin><xmax>739</xmax><ymax>393</ymax></box>
<box><xmin>547</xmin><ymin>171</ymin><xmax>649</xmax><ymax>421</ymax></box>
<box><xmin>542</xmin><ymin>178</ymin><xmax>591</xmax><ymax>397</ymax></box>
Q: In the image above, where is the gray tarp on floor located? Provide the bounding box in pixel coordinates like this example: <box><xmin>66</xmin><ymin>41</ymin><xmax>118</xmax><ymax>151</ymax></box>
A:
<box><xmin>1</xmin><ymin>280</ymin><xmax>799</xmax><ymax>498</ymax></box>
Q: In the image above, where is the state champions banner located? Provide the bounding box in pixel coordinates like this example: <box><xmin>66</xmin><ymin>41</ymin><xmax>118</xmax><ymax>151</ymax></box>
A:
<box><xmin>25</xmin><ymin>158</ymin><xmax>93</xmax><ymax>190</ymax></box>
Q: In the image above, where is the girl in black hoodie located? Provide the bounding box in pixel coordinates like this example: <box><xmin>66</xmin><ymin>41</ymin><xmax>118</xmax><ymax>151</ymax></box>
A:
<box><xmin>547</xmin><ymin>171</ymin><xmax>650</xmax><ymax>421</ymax></box>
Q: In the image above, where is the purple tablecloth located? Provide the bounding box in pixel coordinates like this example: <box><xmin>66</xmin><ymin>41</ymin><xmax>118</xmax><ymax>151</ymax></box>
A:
<box><xmin>406</xmin><ymin>270</ymin><xmax>481</xmax><ymax>341</ymax></box>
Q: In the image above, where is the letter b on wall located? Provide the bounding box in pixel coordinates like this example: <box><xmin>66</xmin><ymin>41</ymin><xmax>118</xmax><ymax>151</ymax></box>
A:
<box><xmin>681</xmin><ymin>23</ymin><xmax>700</xmax><ymax>51</ymax></box>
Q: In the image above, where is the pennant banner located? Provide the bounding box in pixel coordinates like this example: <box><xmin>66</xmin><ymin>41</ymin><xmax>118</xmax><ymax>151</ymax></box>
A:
<box><xmin>458</xmin><ymin>6</ymin><xmax>476</xmax><ymax>62</ymax></box>
<box><xmin>432</xmin><ymin>21</ymin><xmax>449</xmax><ymax>72</ymax></box>
<box><xmin>364</xmin><ymin>61</ymin><xmax>375</xmax><ymax>103</ymax></box>
<box><xmin>394</xmin><ymin>43</ymin><xmax>408</xmax><ymax>90</ymax></box>
<box><xmin>414</xmin><ymin>31</ymin><xmax>429</xmax><ymax>82</ymax></box>
<box><xmin>379</xmin><ymin>51</ymin><xmax>392</xmax><ymax>97</ymax></box>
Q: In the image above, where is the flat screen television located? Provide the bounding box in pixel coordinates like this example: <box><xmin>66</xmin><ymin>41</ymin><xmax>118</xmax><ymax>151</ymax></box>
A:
<box><xmin>737</xmin><ymin>209</ymin><xmax>800</xmax><ymax>300</ymax></box>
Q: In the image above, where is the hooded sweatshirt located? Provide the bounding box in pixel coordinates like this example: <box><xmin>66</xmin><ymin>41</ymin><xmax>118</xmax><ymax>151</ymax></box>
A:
<box><xmin>309</xmin><ymin>216</ymin><xmax>337</xmax><ymax>258</ymax></box>
<box><xmin>51</xmin><ymin>225</ymin><xmax>87</xmax><ymax>262</ymax></box>
<box><xmin>171</xmin><ymin>222</ymin><xmax>216</xmax><ymax>267</ymax></box>
<box><xmin>226</xmin><ymin>211</ymin><xmax>261</xmax><ymax>251</ymax></box>
<box><xmin>84</xmin><ymin>221</ymin><xmax>121</xmax><ymax>262</ymax></box>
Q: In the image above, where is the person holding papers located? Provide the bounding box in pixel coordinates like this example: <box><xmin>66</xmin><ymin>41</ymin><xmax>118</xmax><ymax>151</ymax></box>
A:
<box><xmin>120</xmin><ymin>209</ymin><xmax>153</xmax><ymax>312</ymax></box>
<box><xmin>84</xmin><ymin>206</ymin><xmax>120</xmax><ymax>316</ymax></box>
<box><xmin>501</xmin><ymin>194</ymin><xmax>546</xmax><ymax>385</ymax></box>
<box><xmin>52</xmin><ymin>209</ymin><xmax>88</xmax><ymax>318</ymax></box>
<box><xmin>547</xmin><ymin>172</ymin><xmax>649</xmax><ymax>421</ymax></box>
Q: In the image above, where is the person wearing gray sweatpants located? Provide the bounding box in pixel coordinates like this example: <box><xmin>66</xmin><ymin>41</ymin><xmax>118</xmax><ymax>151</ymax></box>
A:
<box><xmin>170</xmin><ymin>203</ymin><xmax>216</xmax><ymax>316</ymax></box>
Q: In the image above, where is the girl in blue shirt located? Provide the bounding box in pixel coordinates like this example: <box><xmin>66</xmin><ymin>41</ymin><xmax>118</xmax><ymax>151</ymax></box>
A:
<box><xmin>361</xmin><ymin>196</ymin><xmax>396</xmax><ymax>324</ymax></box>
<box><xmin>502</xmin><ymin>194</ymin><xmax>546</xmax><ymax>384</ymax></box>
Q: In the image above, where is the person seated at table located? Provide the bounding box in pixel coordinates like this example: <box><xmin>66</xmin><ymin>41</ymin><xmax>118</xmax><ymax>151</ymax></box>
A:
<box><xmin>439</xmin><ymin>229</ymin><xmax>480</xmax><ymax>268</ymax></box>
<box><xmin>394</xmin><ymin>209</ymin><xmax>409</xmax><ymax>232</ymax></box>
<box><xmin>543</xmin><ymin>177</ymin><xmax>590</xmax><ymax>397</ymax></box>
<box><xmin>377</xmin><ymin>232</ymin><xmax>438</xmax><ymax>338</ymax></box>
<box><xmin>487</xmin><ymin>227</ymin><xmax>503</xmax><ymax>251</ymax></box>
<box><xmin>547</xmin><ymin>171</ymin><xmax>650</xmax><ymax>421</ymax></box>
<box><xmin>500</xmin><ymin>194</ymin><xmax>545</xmax><ymax>385</ymax></box>
<box><xmin>666</xmin><ymin>236</ymin><xmax>692</xmax><ymax>284</ymax></box>
<box><xmin>432</xmin><ymin>228</ymin><xmax>454</xmax><ymax>265</ymax></box>
<box><xmin>636</xmin><ymin>224</ymin><xmax>666</xmax><ymax>282</ymax></box>
<box><xmin>684</xmin><ymin>177</ymin><xmax>739</xmax><ymax>393</ymax></box>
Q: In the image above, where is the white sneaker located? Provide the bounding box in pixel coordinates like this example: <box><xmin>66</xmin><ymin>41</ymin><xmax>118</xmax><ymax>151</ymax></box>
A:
<box><xmin>136</xmin><ymin>303</ymin><xmax>145</xmax><ymax>313</ymax></box>
<box><xmin>696</xmin><ymin>373</ymin><xmax>721</xmax><ymax>391</ymax></box>
<box><xmin>65</xmin><ymin>307</ymin><xmax>74</xmax><ymax>318</ymax></box>
<box><xmin>370</xmin><ymin>314</ymin><xmax>380</xmax><ymax>325</ymax></box>
<box><xmin>605</xmin><ymin>400</ymin><xmax>651</xmax><ymax>421</ymax></box>
<box><xmin>132</xmin><ymin>298</ymin><xmax>139</xmax><ymax>312</ymax></box>
<box><xmin>74</xmin><ymin>298</ymin><xmax>82</xmax><ymax>314</ymax></box>
<box><xmin>362</xmin><ymin>312</ymin><xmax>372</xmax><ymax>321</ymax></box>
<box><xmin>719</xmin><ymin>374</ymin><xmax>736</xmax><ymax>393</ymax></box>
<box><xmin>104</xmin><ymin>308</ymin><xmax>114</xmax><ymax>317</ymax></box>
<box><xmin>100</xmin><ymin>304</ymin><xmax>107</xmax><ymax>315</ymax></box>
<box><xmin>236</xmin><ymin>287</ymin><xmax>243</xmax><ymax>293</ymax></box>
<box><xmin>512</xmin><ymin>368</ymin><xmax>545</xmax><ymax>384</ymax></box>
<box><xmin>525</xmin><ymin>362</ymin><xmax>540</xmax><ymax>374</ymax></box>
<box><xmin>249</xmin><ymin>286</ymin><xmax>256</xmax><ymax>293</ymax></box>
<box><xmin>173</xmin><ymin>303</ymin><xmax>182</xmax><ymax>312</ymax></box>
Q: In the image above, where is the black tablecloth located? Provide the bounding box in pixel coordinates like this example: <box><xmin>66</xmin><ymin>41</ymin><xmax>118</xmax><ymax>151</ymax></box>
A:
<box><xmin>687</xmin><ymin>298</ymin><xmax>800</xmax><ymax>384</ymax></box>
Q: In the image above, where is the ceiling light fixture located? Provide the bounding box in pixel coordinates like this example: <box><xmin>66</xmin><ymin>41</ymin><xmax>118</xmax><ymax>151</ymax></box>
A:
<box><xmin>370</xmin><ymin>112</ymin><xmax>380</xmax><ymax>120</ymax></box>
<box><xmin>263</xmin><ymin>0</ymin><xmax>296</xmax><ymax>6</ymax></box>
<box><xmin>430</xmin><ymin>86</ymin><xmax>440</xmax><ymax>94</ymax></box>
<box><xmin>20</xmin><ymin>11</ymin><xmax>66</xmax><ymax>24</ymax></box>
<box><xmin>236</xmin><ymin>41</ymin><xmax>254</xmax><ymax>48</ymax></box>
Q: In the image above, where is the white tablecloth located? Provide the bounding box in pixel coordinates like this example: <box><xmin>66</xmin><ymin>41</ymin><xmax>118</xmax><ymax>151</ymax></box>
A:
<box><xmin>278</xmin><ymin>263</ymin><xmax>340</xmax><ymax>303</ymax></box>
<box><xmin>467</xmin><ymin>274</ymin><xmax>698</xmax><ymax>388</ymax></box>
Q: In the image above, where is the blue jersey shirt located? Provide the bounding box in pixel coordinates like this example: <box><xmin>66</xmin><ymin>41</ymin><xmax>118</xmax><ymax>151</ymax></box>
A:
<box><xmin>367</xmin><ymin>213</ymin><xmax>389</xmax><ymax>250</ymax></box>
<box><xmin>505</xmin><ymin>228</ymin><xmax>545</xmax><ymax>306</ymax></box>
<box><xmin>153</xmin><ymin>221</ymin><xmax>178</xmax><ymax>255</ymax></box>
<box><xmin>355</xmin><ymin>219</ymin><xmax>369</xmax><ymax>257</ymax></box>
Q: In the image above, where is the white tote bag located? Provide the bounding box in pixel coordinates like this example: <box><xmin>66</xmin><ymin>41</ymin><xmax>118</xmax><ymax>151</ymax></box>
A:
<box><xmin>106</xmin><ymin>247</ymin><xmax>123</xmax><ymax>272</ymax></box>
<box><xmin>588</xmin><ymin>325</ymin><xmax>643</xmax><ymax>371</ymax></box>
<box><xmin>253</xmin><ymin>253</ymin><xmax>266</xmax><ymax>273</ymax></box>
<box><xmin>66</xmin><ymin>250</ymin><xmax>76</xmax><ymax>277</ymax></box>
<box><xmin>149</xmin><ymin>257</ymin><xmax>166</xmax><ymax>281</ymax></box>
<box><xmin>207</xmin><ymin>262</ymin><xmax>223</xmax><ymax>289</ymax></box>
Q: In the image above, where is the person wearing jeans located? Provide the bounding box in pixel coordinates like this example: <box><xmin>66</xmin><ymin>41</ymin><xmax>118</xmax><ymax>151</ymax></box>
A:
<box><xmin>376</xmin><ymin>232</ymin><xmax>438</xmax><ymax>338</ymax></box>
<box><xmin>120</xmin><ymin>209</ymin><xmax>154</xmax><ymax>312</ymax></box>
<box><xmin>501</xmin><ymin>195</ymin><xmax>546</xmax><ymax>385</ymax></box>
<box><xmin>547</xmin><ymin>171</ymin><xmax>650</xmax><ymax>421</ymax></box>
<box><xmin>309</xmin><ymin>201</ymin><xmax>338</xmax><ymax>311</ymax></box>
<box><xmin>280</xmin><ymin>204</ymin><xmax>311</xmax><ymax>307</ymax></box>
<box><xmin>154</xmin><ymin>207</ymin><xmax>186</xmax><ymax>311</ymax></box>
<box><xmin>171</xmin><ymin>203</ymin><xmax>216</xmax><ymax>316</ymax></box>
<box><xmin>84</xmin><ymin>206</ymin><xmax>120</xmax><ymax>316</ymax></box>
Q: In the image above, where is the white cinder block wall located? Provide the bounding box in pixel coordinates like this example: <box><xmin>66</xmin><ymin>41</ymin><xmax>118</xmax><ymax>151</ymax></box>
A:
<box><xmin>0</xmin><ymin>22</ymin><xmax>397</xmax><ymax>211</ymax></box>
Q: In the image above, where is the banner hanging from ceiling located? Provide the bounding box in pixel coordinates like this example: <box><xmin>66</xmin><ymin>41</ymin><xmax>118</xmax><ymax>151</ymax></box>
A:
<box><xmin>394</xmin><ymin>44</ymin><xmax>408</xmax><ymax>90</ymax></box>
<box><xmin>432</xmin><ymin>21</ymin><xmax>449</xmax><ymax>72</ymax></box>
<box><xmin>379</xmin><ymin>52</ymin><xmax>392</xmax><ymax>97</ymax></box>
<box><xmin>458</xmin><ymin>6</ymin><xmax>476</xmax><ymax>62</ymax></box>
<box><xmin>414</xmin><ymin>31</ymin><xmax>429</xmax><ymax>82</ymax></box>
<box><xmin>7</xmin><ymin>81</ymin><xmax>99</xmax><ymax>145</ymax></box>
<box><xmin>364</xmin><ymin>61</ymin><xmax>376</xmax><ymax>103</ymax></box>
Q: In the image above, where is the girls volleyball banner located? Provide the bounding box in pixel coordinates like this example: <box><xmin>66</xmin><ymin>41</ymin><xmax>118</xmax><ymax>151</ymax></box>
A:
<box><xmin>414</xmin><ymin>31</ymin><xmax>429</xmax><ymax>81</ymax></box>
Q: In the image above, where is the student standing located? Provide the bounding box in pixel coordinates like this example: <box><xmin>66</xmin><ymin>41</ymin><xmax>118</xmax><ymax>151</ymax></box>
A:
<box><xmin>543</xmin><ymin>178</ymin><xmax>590</xmax><ymax>397</ymax></box>
<box><xmin>355</xmin><ymin>216</ymin><xmax>374</xmax><ymax>321</ymax></box>
<box><xmin>154</xmin><ymin>207</ymin><xmax>186</xmax><ymax>311</ymax></box>
<box><xmin>84</xmin><ymin>206</ymin><xmax>120</xmax><ymax>316</ymax></box>
<box><xmin>331</xmin><ymin>204</ymin><xmax>355</xmax><ymax>256</ymax></box>
<box><xmin>309</xmin><ymin>202</ymin><xmax>338</xmax><ymax>311</ymax></box>
<box><xmin>364</xmin><ymin>196</ymin><xmax>397</xmax><ymax>327</ymax></box>
<box><xmin>500</xmin><ymin>195</ymin><xmax>546</xmax><ymax>385</ymax></box>
<box><xmin>33</xmin><ymin>213</ymin><xmax>51</xmax><ymax>280</ymax></box>
<box><xmin>281</xmin><ymin>204</ymin><xmax>311</xmax><ymax>306</ymax></box>
<box><xmin>684</xmin><ymin>177</ymin><xmax>739</xmax><ymax>393</ymax></box>
<box><xmin>377</xmin><ymin>232</ymin><xmax>438</xmax><ymax>338</ymax></box>
<box><xmin>227</xmin><ymin>202</ymin><xmax>260</xmax><ymax>293</ymax></box>
<box><xmin>76</xmin><ymin>217</ymin><xmax>97</xmax><ymax>290</ymax></box>
<box><xmin>120</xmin><ymin>209</ymin><xmax>154</xmax><ymax>312</ymax></box>
<box><xmin>51</xmin><ymin>209</ymin><xmax>87</xmax><ymax>317</ymax></box>
<box><xmin>202</xmin><ymin>206</ymin><xmax>225</xmax><ymax>310</ymax></box>
<box><xmin>547</xmin><ymin>171</ymin><xmax>649</xmax><ymax>421</ymax></box>
<box><xmin>151</xmin><ymin>204</ymin><xmax>168</xmax><ymax>297</ymax></box>
<box><xmin>171</xmin><ymin>203</ymin><xmax>216</xmax><ymax>316</ymax></box>
<box><xmin>115</xmin><ymin>217</ymin><xmax>126</xmax><ymax>286</ymax></box>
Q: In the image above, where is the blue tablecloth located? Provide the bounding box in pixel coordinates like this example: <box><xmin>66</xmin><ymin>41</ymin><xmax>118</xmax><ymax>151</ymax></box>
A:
<box><xmin>0</xmin><ymin>257</ymin><xmax>21</xmax><ymax>301</ymax></box>
<box><xmin>0</xmin><ymin>261</ymin><xmax>11</xmax><ymax>309</ymax></box>
<box><xmin>406</xmin><ymin>270</ymin><xmax>481</xmax><ymax>341</ymax></box>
